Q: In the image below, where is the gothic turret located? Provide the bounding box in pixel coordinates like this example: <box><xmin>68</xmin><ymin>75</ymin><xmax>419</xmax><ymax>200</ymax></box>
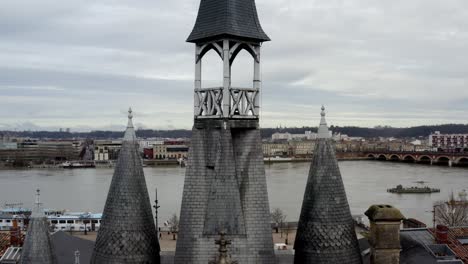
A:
<box><xmin>20</xmin><ymin>189</ymin><xmax>57</xmax><ymax>264</ymax></box>
<box><xmin>175</xmin><ymin>0</ymin><xmax>275</xmax><ymax>263</ymax></box>
<box><xmin>91</xmin><ymin>108</ymin><xmax>160</xmax><ymax>264</ymax></box>
<box><xmin>294</xmin><ymin>107</ymin><xmax>362</xmax><ymax>264</ymax></box>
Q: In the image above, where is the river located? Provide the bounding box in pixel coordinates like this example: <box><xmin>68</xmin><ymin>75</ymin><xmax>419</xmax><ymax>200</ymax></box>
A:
<box><xmin>0</xmin><ymin>161</ymin><xmax>466</xmax><ymax>226</ymax></box>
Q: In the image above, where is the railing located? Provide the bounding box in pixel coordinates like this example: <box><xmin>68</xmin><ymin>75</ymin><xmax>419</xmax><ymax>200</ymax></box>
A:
<box><xmin>195</xmin><ymin>87</ymin><xmax>223</xmax><ymax>117</ymax></box>
<box><xmin>229</xmin><ymin>87</ymin><xmax>258</xmax><ymax>117</ymax></box>
<box><xmin>195</xmin><ymin>87</ymin><xmax>259</xmax><ymax>118</ymax></box>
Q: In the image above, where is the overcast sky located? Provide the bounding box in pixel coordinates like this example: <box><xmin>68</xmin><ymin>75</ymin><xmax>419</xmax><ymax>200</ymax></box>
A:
<box><xmin>1</xmin><ymin>0</ymin><xmax>467</xmax><ymax>131</ymax></box>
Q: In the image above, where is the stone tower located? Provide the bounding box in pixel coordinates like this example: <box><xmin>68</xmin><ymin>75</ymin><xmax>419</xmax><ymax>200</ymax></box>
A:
<box><xmin>174</xmin><ymin>0</ymin><xmax>275</xmax><ymax>263</ymax></box>
<box><xmin>91</xmin><ymin>108</ymin><xmax>160</xmax><ymax>264</ymax></box>
<box><xmin>20</xmin><ymin>189</ymin><xmax>57</xmax><ymax>264</ymax></box>
<box><xmin>294</xmin><ymin>107</ymin><xmax>362</xmax><ymax>264</ymax></box>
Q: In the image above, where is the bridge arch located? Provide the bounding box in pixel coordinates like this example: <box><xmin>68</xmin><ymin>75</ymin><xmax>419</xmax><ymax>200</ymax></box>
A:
<box><xmin>455</xmin><ymin>157</ymin><xmax>468</xmax><ymax>167</ymax></box>
<box><xmin>389</xmin><ymin>154</ymin><xmax>401</xmax><ymax>161</ymax></box>
<box><xmin>418</xmin><ymin>155</ymin><xmax>432</xmax><ymax>164</ymax></box>
<box><xmin>434</xmin><ymin>156</ymin><xmax>451</xmax><ymax>166</ymax></box>
<box><xmin>402</xmin><ymin>155</ymin><xmax>416</xmax><ymax>163</ymax></box>
<box><xmin>367</xmin><ymin>154</ymin><xmax>376</xmax><ymax>159</ymax></box>
<box><xmin>377</xmin><ymin>154</ymin><xmax>387</xmax><ymax>161</ymax></box>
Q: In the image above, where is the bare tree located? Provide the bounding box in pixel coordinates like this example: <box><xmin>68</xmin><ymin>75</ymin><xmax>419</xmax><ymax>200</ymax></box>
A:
<box><xmin>169</xmin><ymin>213</ymin><xmax>179</xmax><ymax>240</ymax></box>
<box><xmin>435</xmin><ymin>193</ymin><xmax>468</xmax><ymax>227</ymax></box>
<box><xmin>271</xmin><ymin>208</ymin><xmax>287</xmax><ymax>235</ymax></box>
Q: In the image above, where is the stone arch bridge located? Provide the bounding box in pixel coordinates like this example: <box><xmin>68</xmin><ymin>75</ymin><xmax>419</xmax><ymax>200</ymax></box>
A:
<box><xmin>365</xmin><ymin>151</ymin><xmax>468</xmax><ymax>167</ymax></box>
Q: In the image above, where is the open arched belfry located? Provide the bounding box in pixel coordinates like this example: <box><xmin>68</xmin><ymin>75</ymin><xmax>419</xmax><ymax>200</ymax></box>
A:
<box><xmin>174</xmin><ymin>0</ymin><xmax>275</xmax><ymax>263</ymax></box>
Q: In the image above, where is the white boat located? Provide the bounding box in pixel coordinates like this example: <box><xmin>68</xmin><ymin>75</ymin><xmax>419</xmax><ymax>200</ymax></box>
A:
<box><xmin>61</xmin><ymin>161</ymin><xmax>96</xmax><ymax>169</ymax></box>
<box><xmin>0</xmin><ymin>209</ymin><xmax>102</xmax><ymax>232</ymax></box>
<box><xmin>264</xmin><ymin>156</ymin><xmax>293</xmax><ymax>162</ymax></box>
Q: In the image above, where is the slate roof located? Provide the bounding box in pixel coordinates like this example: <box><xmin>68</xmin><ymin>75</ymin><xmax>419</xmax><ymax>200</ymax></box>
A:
<box><xmin>51</xmin><ymin>231</ymin><xmax>94</xmax><ymax>264</ymax></box>
<box><xmin>187</xmin><ymin>0</ymin><xmax>270</xmax><ymax>43</ymax></box>
<box><xmin>20</xmin><ymin>217</ymin><xmax>56</xmax><ymax>264</ymax></box>
<box><xmin>20</xmin><ymin>190</ymin><xmax>57</xmax><ymax>264</ymax></box>
<box><xmin>91</xmin><ymin>109</ymin><xmax>160</xmax><ymax>264</ymax></box>
<box><xmin>294</xmin><ymin>107</ymin><xmax>362</xmax><ymax>264</ymax></box>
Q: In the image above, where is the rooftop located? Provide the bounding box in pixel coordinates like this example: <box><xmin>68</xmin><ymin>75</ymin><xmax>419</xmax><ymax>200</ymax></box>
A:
<box><xmin>187</xmin><ymin>0</ymin><xmax>270</xmax><ymax>43</ymax></box>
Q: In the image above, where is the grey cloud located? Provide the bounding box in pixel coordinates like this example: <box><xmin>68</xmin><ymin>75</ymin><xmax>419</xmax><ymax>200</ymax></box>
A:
<box><xmin>1</xmin><ymin>0</ymin><xmax>468</xmax><ymax>130</ymax></box>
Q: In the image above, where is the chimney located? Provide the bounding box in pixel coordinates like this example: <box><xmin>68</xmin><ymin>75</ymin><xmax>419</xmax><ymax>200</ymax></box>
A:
<box><xmin>365</xmin><ymin>205</ymin><xmax>405</xmax><ymax>264</ymax></box>
<box><xmin>435</xmin><ymin>225</ymin><xmax>449</xmax><ymax>244</ymax></box>
<box><xmin>10</xmin><ymin>219</ymin><xmax>19</xmax><ymax>246</ymax></box>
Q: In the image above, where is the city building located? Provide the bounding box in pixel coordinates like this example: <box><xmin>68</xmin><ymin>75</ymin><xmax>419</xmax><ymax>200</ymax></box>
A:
<box><xmin>93</xmin><ymin>140</ymin><xmax>122</xmax><ymax>161</ymax></box>
<box><xmin>153</xmin><ymin>141</ymin><xmax>189</xmax><ymax>160</ymax></box>
<box><xmin>289</xmin><ymin>140</ymin><xmax>315</xmax><ymax>157</ymax></box>
<box><xmin>262</xmin><ymin>142</ymin><xmax>290</xmax><ymax>157</ymax></box>
<box><xmin>139</xmin><ymin>139</ymin><xmax>163</xmax><ymax>151</ymax></box>
<box><xmin>429</xmin><ymin>131</ymin><xmax>468</xmax><ymax>151</ymax></box>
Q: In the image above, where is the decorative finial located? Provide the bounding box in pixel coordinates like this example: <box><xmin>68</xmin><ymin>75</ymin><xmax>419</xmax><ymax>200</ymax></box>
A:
<box><xmin>128</xmin><ymin>107</ymin><xmax>133</xmax><ymax>120</ymax></box>
<box><xmin>75</xmin><ymin>250</ymin><xmax>81</xmax><ymax>264</ymax></box>
<box><xmin>35</xmin><ymin>189</ymin><xmax>41</xmax><ymax>208</ymax></box>
<box><xmin>317</xmin><ymin>105</ymin><xmax>330</xmax><ymax>139</ymax></box>
<box><xmin>31</xmin><ymin>188</ymin><xmax>44</xmax><ymax>217</ymax></box>
<box><xmin>209</xmin><ymin>231</ymin><xmax>238</xmax><ymax>264</ymax></box>
<box><xmin>126</xmin><ymin>107</ymin><xmax>134</xmax><ymax>129</ymax></box>
<box><xmin>123</xmin><ymin>107</ymin><xmax>137</xmax><ymax>140</ymax></box>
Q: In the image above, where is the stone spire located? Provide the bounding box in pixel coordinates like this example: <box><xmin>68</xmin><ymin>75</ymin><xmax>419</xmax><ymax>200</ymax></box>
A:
<box><xmin>20</xmin><ymin>189</ymin><xmax>57</xmax><ymax>264</ymax></box>
<box><xmin>294</xmin><ymin>107</ymin><xmax>362</xmax><ymax>264</ymax></box>
<box><xmin>91</xmin><ymin>109</ymin><xmax>160</xmax><ymax>264</ymax></box>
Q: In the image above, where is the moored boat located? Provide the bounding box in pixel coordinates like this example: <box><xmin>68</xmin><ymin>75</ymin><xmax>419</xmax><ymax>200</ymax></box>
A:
<box><xmin>387</xmin><ymin>184</ymin><xmax>440</xmax><ymax>194</ymax></box>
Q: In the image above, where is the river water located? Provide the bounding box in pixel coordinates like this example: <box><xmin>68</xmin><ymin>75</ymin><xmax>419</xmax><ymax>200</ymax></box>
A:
<box><xmin>0</xmin><ymin>161</ymin><xmax>466</xmax><ymax>226</ymax></box>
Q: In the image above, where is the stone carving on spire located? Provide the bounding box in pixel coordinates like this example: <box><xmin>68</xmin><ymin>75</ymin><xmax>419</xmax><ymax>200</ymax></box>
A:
<box><xmin>209</xmin><ymin>231</ymin><xmax>238</xmax><ymax>264</ymax></box>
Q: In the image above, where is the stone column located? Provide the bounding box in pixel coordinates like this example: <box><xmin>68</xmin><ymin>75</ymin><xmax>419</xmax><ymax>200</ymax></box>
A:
<box><xmin>194</xmin><ymin>45</ymin><xmax>202</xmax><ymax>117</ymax></box>
<box><xmin>222</xmin><ymin>40</ymin><xmax>231</xmax><ymax>117</ymax></box>
<box><xmin>365</xmin><ymin>205</ymin><xmax>405</xmax><ymax>264</ymax></box>
<box><xmin>253</xmin><ymin>45</ymin><xmax>261</xmax><ymax>116</ymax></box>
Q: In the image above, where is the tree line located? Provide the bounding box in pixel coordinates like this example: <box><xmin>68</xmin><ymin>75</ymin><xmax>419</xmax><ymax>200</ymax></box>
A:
<box><xmin>2</xmin><ymin>124</ymin><xmax>468</xmax><ymax>140</ymax></box>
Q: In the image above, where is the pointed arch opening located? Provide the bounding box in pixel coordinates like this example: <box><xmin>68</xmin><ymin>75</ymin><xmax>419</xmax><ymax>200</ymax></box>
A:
<box><xmin>230</xmin><ymin>49</ymin><xmax>254</xmax><ymax>89</ymax></box>
<box><xmin>201</xmin><ymin>49</ymin><xmax>223</xmax><ymax>88</ymax></box>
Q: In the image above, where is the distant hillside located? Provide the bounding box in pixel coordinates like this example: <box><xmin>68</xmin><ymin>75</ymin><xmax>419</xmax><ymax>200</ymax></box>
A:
<box><xmin>2</xmin><ymin>124</ymin><xmax>468</xmax><ymax>140</ymax></box>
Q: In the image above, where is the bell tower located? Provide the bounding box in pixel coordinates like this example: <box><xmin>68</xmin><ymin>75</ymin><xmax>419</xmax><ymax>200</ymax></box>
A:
<box><xmin>175</xmin><ymin>0</ymin><xmax>275</xmax><ymax>263</ymax></box>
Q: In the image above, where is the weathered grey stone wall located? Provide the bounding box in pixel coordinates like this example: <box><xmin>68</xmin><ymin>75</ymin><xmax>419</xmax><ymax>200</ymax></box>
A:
<box><xmin>174</xmin><ymin>122</ymin><xmax>275</xmax><ymax>264</ymax></box>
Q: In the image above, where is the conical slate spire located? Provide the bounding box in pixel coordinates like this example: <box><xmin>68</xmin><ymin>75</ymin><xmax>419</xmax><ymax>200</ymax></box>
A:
<box><xmin>91</xmin><ymin>109</ymin><xmax>160</xmax><ymax>264</ymax></box>
<box><xmin>20</xmin><ymin>189</ymin><xmax>57</xmax><ymax>264</ymax></box>
<box><xmin>187</xmin><ymin>0</ymin><xmax>270</xmax><ymax>43</ymax></box>
<box><xmin>294</xmin><ymin>107</ymin><xmax>362</xmax><ymax>264</ymax></box>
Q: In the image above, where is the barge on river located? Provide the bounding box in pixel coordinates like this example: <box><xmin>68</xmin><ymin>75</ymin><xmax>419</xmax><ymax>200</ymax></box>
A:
<box><xmin>387</xmin><ymin>184</ymin><xmax>440</xmax><ymax>194</ymax></box>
